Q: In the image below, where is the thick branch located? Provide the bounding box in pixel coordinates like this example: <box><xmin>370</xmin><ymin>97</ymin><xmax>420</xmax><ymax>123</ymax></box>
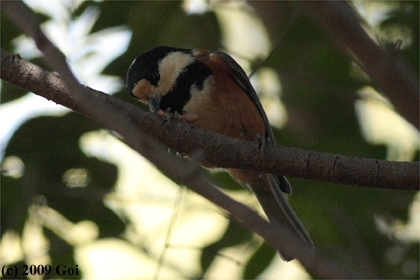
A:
<box><xmin>298</xmin><ymin>1</ymin><xmax>419</xmax><ymax>129</ymax></box>
<box><xmin>1</xmin><ymin>1</ymin><xmax>412</xmax><ymax>276</ymax></box>
<box><xmin>1</xmin><ymin>48</ymin><xmax>418</xmax><ymax>190</ymax></box>
<box><xmin>1</xmin><ymin>47</ymin><xmax>371</xmax><ymax>279</ymax></box>
<box><xmin>1</xmin><ymin>2</ymin><xmax>372</xmax><ymax>277</ymax></box>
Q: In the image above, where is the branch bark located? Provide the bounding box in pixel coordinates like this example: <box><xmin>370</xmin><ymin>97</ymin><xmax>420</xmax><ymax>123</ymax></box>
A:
<box><xmin>298</xmin><ymin>1</ymin><xmax>419</xmax><ymax>130</ymax></box>
<box><xmin>1</xmin><ymin>1</ymin><xmax>417</xmax><ymax>277</ymax></box>
<box><xmin>1</xmin><ymin>46</ymin><xmax>372</xmax><ymax>279</ymax></box>
<box><xmin>1</xmin><ymin>48</ymin><xmax>418</xmax><ymax>190</ymax></box>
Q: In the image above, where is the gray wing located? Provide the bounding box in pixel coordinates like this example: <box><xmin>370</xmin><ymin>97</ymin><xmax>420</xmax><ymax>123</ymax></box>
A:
<box><xmin>215</xmin><ymin>51</ymin><xmax>292</xmax><ymax>194</ymax></box>
<box><xmin>214</xmin><ymin>51</ymin><xmax>275</xmax><ymax>142</ymax></box>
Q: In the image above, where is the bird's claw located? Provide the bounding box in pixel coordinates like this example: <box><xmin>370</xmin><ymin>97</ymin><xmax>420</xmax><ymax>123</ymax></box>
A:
<box><xmin>157</xmin><ymin>109</ymin><xmax>199</xmax><ymax>123</ymax></box>
<box><xmin>254</xmin><ymin>134</ymin><xmax>271</xmax><ymax>155</ymax></box>
<box><xmin>254</xmin><ymin>135</ymin><xmax>271</xmax><ymax>178</ymax></box>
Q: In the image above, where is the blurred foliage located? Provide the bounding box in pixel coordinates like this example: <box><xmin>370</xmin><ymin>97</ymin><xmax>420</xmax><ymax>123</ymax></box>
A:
<box><xmin>1</xmin><ymin>1</ymin><xmax>419</xmax><ymax>279</ymax></box>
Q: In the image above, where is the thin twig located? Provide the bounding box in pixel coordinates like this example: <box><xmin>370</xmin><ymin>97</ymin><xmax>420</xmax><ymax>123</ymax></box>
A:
<box><xmin>2</xmin><ymin>2</ymin><xmax>358</xmax><ymax>278</ymax></box>
<box><xmin>299</xmin><ymin>1</ymin><xmax>419</xmax><ymax>129</ymax></box>
<box><xmin>1</xmin><ymin>48</ymin><xmax>418</xmax><ymax>190</ymax></box>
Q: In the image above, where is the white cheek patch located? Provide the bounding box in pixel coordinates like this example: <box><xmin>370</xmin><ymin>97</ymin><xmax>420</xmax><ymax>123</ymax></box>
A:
<box><xmin>183</xmin><ymin>77</ymin><xmax>214</xmax><ymax>113</ymax></box>
<box><xmin>157</xmin><ymin>52</ymin><xmax>195</xmax><ymax>95</ymax></box>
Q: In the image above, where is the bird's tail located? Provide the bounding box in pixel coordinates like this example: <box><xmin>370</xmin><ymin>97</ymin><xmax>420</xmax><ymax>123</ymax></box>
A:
<box><xmin>250</xmin><ymin>174</ymin><xmax>314</xmax><ymax>261</ymax></box>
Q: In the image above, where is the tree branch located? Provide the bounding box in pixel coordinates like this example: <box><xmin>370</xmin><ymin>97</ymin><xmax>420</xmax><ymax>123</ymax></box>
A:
<box><xmin>2</xmin><ymin>2</ymin><xmax>367</xmax><ymax>278</ymax></box>
<box><xmin>298</xmin><ymin>1</ymin><xmax>419</xmax><ymax>130</ymax></box>
<box><xmin>1</xmin><ymin>48</ymin><xmax>418</xmax><ymax>190</ymax></box>
<box><xmin>1</xmin><ymin>1</ymin><xmax>416</xmax><ymax>277</ymax></box>
<box><xmin>1</xmin><ymin>46</ymin><xmax>371</xmax><ymax>279</ymax></box>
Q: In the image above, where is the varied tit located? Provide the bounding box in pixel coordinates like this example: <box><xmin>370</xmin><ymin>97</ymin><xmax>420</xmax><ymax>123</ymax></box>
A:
<box><xmin>126</xmin><ymin>46</ymin><xmax>314</xmax><ymax>260</ymax></box>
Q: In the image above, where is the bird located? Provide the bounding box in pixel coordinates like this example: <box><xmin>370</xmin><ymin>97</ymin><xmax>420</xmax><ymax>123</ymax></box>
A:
<box><xmin>126</xmin><ymin>46</ymin><xmax>314</xmax><ymax>261</ymax></box>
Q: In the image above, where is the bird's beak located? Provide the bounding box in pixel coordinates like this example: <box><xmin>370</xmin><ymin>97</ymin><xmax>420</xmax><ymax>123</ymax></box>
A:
<box><xmin>149</xmin><ymin>94</ymin><xmax>162</xmax><ymax>113</ymax></box>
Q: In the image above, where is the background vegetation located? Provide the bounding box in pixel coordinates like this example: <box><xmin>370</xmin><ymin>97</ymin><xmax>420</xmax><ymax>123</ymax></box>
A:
<box><xmin>1</xmin><ymin>1</ymin><xmax>418</xmax><ymax>279</ymax></box>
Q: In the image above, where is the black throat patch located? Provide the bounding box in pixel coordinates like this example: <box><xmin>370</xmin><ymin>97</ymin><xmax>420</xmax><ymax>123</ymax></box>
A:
<box><xmin>159</xmin><ymin>60</ymin><xmax>212</xmax><ymax>114</ymax></box>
